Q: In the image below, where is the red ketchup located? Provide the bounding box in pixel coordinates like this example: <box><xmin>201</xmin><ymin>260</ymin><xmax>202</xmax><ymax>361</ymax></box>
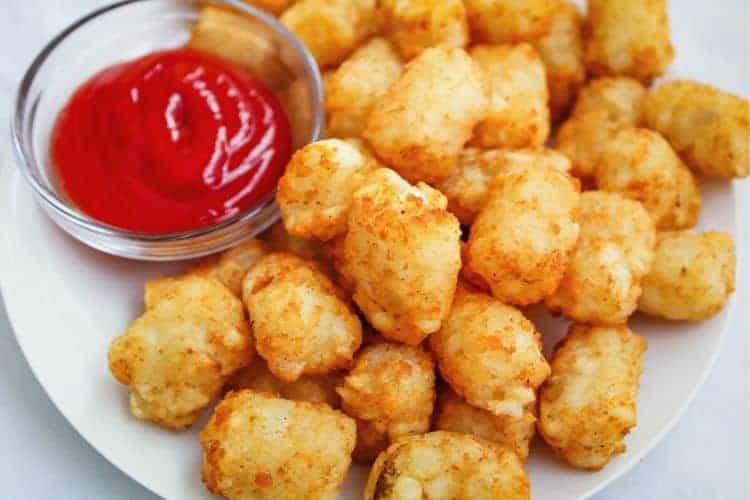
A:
<box><xmin>52</xmin><ymin>48</ymin><xmax>292</xmax><ymax>233</ymax></box>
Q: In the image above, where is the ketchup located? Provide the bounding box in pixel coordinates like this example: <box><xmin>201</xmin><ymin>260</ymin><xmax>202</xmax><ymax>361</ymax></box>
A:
<box><xmin>51</xmin><ymin>48</ymin><xmax>292</xmax><ymax>233</ymax></box>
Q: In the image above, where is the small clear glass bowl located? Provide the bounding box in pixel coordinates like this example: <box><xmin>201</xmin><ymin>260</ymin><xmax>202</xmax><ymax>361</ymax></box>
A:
<box><xmin>12</xmin><ymin>0</ymin><xmax>323</xmax><ymax>261</ymax></box>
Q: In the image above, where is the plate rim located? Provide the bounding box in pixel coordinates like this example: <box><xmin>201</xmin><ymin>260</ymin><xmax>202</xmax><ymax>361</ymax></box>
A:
<box><xmin>0</xmin><ymin>162</ymin><xmax>741</xmax><ymax>500</ymax></box>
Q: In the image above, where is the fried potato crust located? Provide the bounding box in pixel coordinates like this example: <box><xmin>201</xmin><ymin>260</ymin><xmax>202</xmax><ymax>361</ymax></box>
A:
<box><xmin>538</xmin><ymin>324</ymin><xmax>647</xmax><ymax>470</ymax></box>
<box><xmin>641</xmin><ymin>81</ymin><xmax>750</xmax><ymax>179</ymax></box>
<box><xmin>109</xmin><ymin>276</ymin><xmax>253</xmax><ymax>429</ymax></box>
<box><xmin>184</xmin><ymin>238</ymin><xmax>269</xmax><ymax>297</ymax></box>
<box><xmin>280</xmin><ymin>0</ymin><xmax>377</xmax><ymax>68</ymax></box>
<box><xmin>340</xmin><ymin>168</ymin><xmax>461</xmax><ymax>344</ymax></box>
<box><xmin>201</xmin><ymin>390</ymin><xmax>355</xmax><ymax>500</ymax></box>
<box><xmin>337</xmin><ymin>342</ymin><xmax>435</xmax><ymax>444</ymax></box>
<box><xmin>324</xmin><ymin>38</ymin><xmax>403</xmax><ymax>138</ymax></box>
<box><xmin>465</xmin><ymin>0</ymin><xmax>554</xmax><ymax>44</ymax></box>
<box><xmin>261</xmin><ymin>221</ymin><xmax>327</xmax><ymax>263</ymax></box>
<box><xmin>555</xmin><ymin>77</ymin><xmax>646</xmax><ymax>178</ymax></box>
<box><xmin>363</xmin><ymin>47</ymin><xmax>490</xmax><ymax>185</ymax></box>
<box><xmin>465</xmin><ymin>163</ymin><xmax>580</xmax><ymax>305</ymax></box>
<box><xmin>470</xmin><ymin>43</ymin><xmax>550</xmax><ymax>149</ymax></box>
<box><xmin>430</xmin><ymin>284</ymin><xmax>550</xmax><ymax>417</ymax></box>
<box><xmin>243</xmin><ymin>0</ymin><xmax>294</xmax><ymax>15</ymax></box>
<box><xmin>226</xmin><ymin>357</ymin><xmax>341</xmax><ymax>407</ymax></box>
<box><xmin>189</xmin><ymin>6</ymin><xmax>287</xmax><ymax>88</ymax></box>
<box><xmin>639</xmin><ymin>231</ymin><xmax>736</xmax><ymax>321</ymax></box>
<box><xmin>434</xmin><ymin>388</ymin><xmax>535</xmax><ymax>461</ymax></box>
<box><xmin>585</xmin><ymin>0</ymin><xmax>674</xmax><ymax>84</ymax></box>
<box><xmin>365</xmin><ymin>431</ymin><xmax>530</xmax><ymax>500</ymax></box>
<box><xmin>242</xmin><ymin>252</ymin><xmax>361</xmax><ymax>382</ymax></box>
<box><xmin>546</xmin><ymin>191</ymin><xmax>656</xmax><ymax>325</ymax></box>
<box><xmin>595</xmin><ymin>128</ymin><xmax>701</xmax><ymax>230</ymax></box>
<box><xmin>533</xmin><ymin>0</ymin><xmax>585</xmax><ymax>122</ymax></box>
<box><xmin>277</xmin><ymin>139</ymin><xmax>377</xmax><ymax>241</ymax></box>
<box><xmin>438</xmin><ymin>147</ymin><xmax>571</xmax><ymax>225</ymax></box>
<box><xmin>379</xmin><ymin>0</ymin><xmax>469</xmax><ymax>59</ymax></box>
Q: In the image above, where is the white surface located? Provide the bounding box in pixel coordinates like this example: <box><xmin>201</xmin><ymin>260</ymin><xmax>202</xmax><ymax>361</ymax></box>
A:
<box><xmin>0</xmin><ymin>1</ymin><xmax>747</xmax><ymax>499</ymax></box>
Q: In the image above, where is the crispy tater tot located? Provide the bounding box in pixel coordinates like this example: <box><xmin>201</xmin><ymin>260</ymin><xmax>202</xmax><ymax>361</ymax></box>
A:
<box><xmin>539</xmin><ymin>324</ymin><xmax>647</xmax><ymax>470</ymax></box>
<box><xmin>324</xmin><ymin>38</ymin><xmax>403</xmax><ymax>138</ymax></box>
<box><xmin>438</xmin><ymin>147</ymin><xmax>572</xmax><ymax>225</ymax></box>
<box><xmin>339</xmin><ymin>168</ymin><xmax>462</xmax><ymax>344</ymax></box>
<box><xmin>189</xmin><ymin>6</ymin><xmax>287</xmax><ymax>89</ymax></box>
<box><xmin>434</xmin><ymin>388</ymin><xmax>535</xmax><ymax>461</ymax></box>
<box><xmin>639</xmin><ymin>231</ymin><xmax>736</xmax><ymax>321</ymax></box>
<box><xmin>184</xmin><ymin>238</ymin><xmax>269</xmax><ymax>296</ymax></box>
<box><xmin>470</xmin><ymin>43</ymin><xmax>550</xmax><ymax>149</ymax></box>
<box><xmin>364</xmin><ymin>431</ymin><xmax>530</xmax><ymax>500</ymax></box>
<box><xmin>277</xmin><ymin>139</ymin><xmax>376</xmax><ymax>241</ymax></box>
<box><xmin>242</xmin><ymin>253</ymin><xmax>362</xmax><ymax>382</ymax></box>
<box><xmin>546</xmin><ymin>191</ymin><xmax>656</xmax><ymax>325</ymax></box>
<box><xmin>430</xmin><ymin>284</ymin><xmax>550</xmax><ymax>417</ymax></box>
<box><xmin>595</xmin><ymin>128</ymin><xmax>701</xmax><ymax>230</ymax></box>
<box><xmin>533</xmin><ymin>0</ymin><xmax>585</xmax><ymax>122</ymax></box>
<box><xmin>379</xmin><ymin>0</ymin><xmax>469</xmax><ymax>59</ymax></box>
<box><xmin>243</xmin><ymin>0</ymin><xmax>294</xmax><ymax>15</ymax></box>
<box><xmin>109</xmin><ymin>276</ymin><xmax>253</xmax><ymax>430</ymax></box>
<box><xmin>337</xmin><ymin>342</ymin><xmax>435</xmax><ymax>444</ymax></box>
<box><xmin>201</xmin><ymin>390</ymin><xmax>355</xmax><ymax>500</ymax></box>
<box><xmin>465</xmin><ymin>0</ymin><xmax>554</xmax><ymax>44</ymax></box>
<box><xmin>363</xmin><ymin>47</ymin><xmax>490</xmax><ymax>185</ymax></box>
<box><xmin>280</xmin><ymin>0</ymin><xmax>377</xmax><ymax>68</ymax></box>
<box><xmin>556</xmin><ymin>77</ymin><xmax>647</xmax><ymax>178</ymax></box>
<box><xmin>585</xmin><ymin>0</ymin><xmax>674</xmax><ymax>84</ymax></box>
<box><xmin>226</xmin><ymin>358</ymin><xmax>341</xmax><ymax>407</ymax></box>
<box><xmin>465</xmin><ymin>163</ymin><xmax>580</xmax><ymax>306</ymax></box>
<box><xmin>641</xmin><ymin>81</ymin><xmax>750</xmax><ymax>179</ymax></box>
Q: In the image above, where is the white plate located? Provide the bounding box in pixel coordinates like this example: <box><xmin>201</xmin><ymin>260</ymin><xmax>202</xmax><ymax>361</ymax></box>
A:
<box><xmin>0</xmin><ymin>4</ymin><xmax>743</xmax><ymax>499</ymax></box>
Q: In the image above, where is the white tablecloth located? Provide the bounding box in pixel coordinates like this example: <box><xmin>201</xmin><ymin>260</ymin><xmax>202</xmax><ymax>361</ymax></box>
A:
<box><xmin>0</xmin><ymin>1</ymin><xmax>747</xmax><ymax>498</ymax></box>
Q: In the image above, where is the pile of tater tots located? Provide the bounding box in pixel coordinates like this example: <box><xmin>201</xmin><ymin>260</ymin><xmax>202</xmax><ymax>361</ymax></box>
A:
<box><xmin>108</xmin><ymin>0</ymin><xmax>746</xmax><ymax>498</ymax></box>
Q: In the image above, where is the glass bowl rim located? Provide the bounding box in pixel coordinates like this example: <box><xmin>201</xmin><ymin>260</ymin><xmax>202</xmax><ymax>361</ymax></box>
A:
<box><xmin>10</xmin><ymin>0</ymin><xmax>324</xmax><ymax>242</ymax></box>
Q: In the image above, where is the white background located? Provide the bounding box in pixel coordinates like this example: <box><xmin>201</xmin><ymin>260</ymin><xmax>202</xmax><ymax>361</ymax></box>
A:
<box><xmin>0</xmin><ymin>1</ymin><xmax>747</xmax><ymax>499</ymax></box>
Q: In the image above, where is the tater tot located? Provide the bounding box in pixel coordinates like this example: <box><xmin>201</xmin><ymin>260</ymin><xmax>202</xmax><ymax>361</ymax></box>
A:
<box><xmin>109</xmin><ymin>276</ymin><xmax>253</xmax><ymax>430</ymax></box>
<box><xmin>280</xmin><ymin>0</ymin><xmax>377</xmax><ymax>68</ymax></box>
<box><xmin>533</xmin><ymin>0</ymin><xmax>585</xmax><ymax>122</ymax></box>
<box><xmin>639</xmin><ymin>231</ymin><xmax>736</xmax><ymax>321</ymax></box>
<box><xmin>595</xmin><ymin>128</ymin><xmax>701</xmax><ymax>230</ymax></box>
<box><xmin>435</xmin><ymin>388</ymin><xmax>535</xmax><ymax>461</ymax></box>
<box><xmin>339</xmin><ymin>168</ymin><xmax>462</xmax><ymax>345</ymax></box>
<box><xmin>546</xmin><ymin>191</ymin><xmax>656</xmax><ymax>325</ymax></box>
<box><xmin>201</xmin><ymin>390</ymin><xmax>355</xmax><ymax>500</ymax></box>
<box><xmin>242</xmin><ymin>253</ymin><xmax>362</xmax><ymax>382</ymax></box>
<box><xmin>556</xmin><ymin>77</ymin><xmax>647</xmax><ymax>178</ymax></box>
<box><xmin>465</xmin><ymin>163</ymin><xmax>580</xmax><ymax>306</ymax></box>
<box><xmin>364</xmin><ymin>431</ymin><xmax>530</xmax><ymax>500</ymax></box>
<box><xmin>337</xmin><ymin>343</ymin><xmax>435</xmax><ymax>444</ymax></box>
<box><xmin>324</xmin><ymin>38</ymin><xmax>403</xmax><ymax>138</ymax></box>
<box><xmin>379</xmin><ymin>0</ymin><xmax>469</xmax><ymax>59</ymax></box>
<box><xmin>438</xmin><ymin>147</ymin><xmax>572</xmax><ymax>225</ymax></box>
<box><xmin>189</xmin><ymin>6</ymin><xmax>287</xmax><ymax>89</ymax></box>
<box><xmin>465</xmin><ymin>0</ymin><xmax>554</xmax><ymax>44</ymax></box>
<box><xmin>184</xmin><ymin>238</ymin><xmax>268</xmax><ymax>296</ymax></box>
<box><xmin>430</xmin><ymin>284</ymin><xmax>550</xmax><ymax>417</ymax></box>
<box><xmin>226</xmin><ymin>358</ymin><xmax>341</xmax><ymax>407</ymax></box>
<box><xmin>585</xmin><ymin>0</ymin><xmax>674</xmax><ymax>84</ymax></box>
<box><xmin>363</xmin><ymin>47</ymin><xmax>490</xmax><ymax>185</ymax></box>
<box><xmin>539</xmin><ymin>324</ymin><xmax>647</xmax><ymax>470</ymax></box>
<box><xmin>277</xmin><ymin>139</ymin><xmax>376</xmax><ymax>241</ymax></box>
<box><xmin>243</xmin><ymin>0</ymin><xmax>294</xmax><ymax>15</ymax></box>
<box><xmin>470</xmin><ymin>43</ymin><xmax>550</xmax><ymax>149</ymax></box>
<box><xmin>641</xmin><ymin>81</ymin><xmax>750</xmax><ymax>179</ymax></box>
